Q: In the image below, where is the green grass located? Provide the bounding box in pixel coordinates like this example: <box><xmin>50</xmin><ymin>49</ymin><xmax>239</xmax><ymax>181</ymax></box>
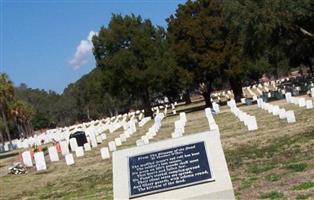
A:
<box><xmin>225</xmin><ymin>130</ymin><xmax>314</xmax><ymax>170</ymax></box>
<box><xmin>284</xmin><ymin>163</ymin><xmax>308</xmax><ymax>172</ymax></box>
<box><xmin>259</xmin><ymin>191</ymin><xmax>285</xmax><ymax>199</ymax></box>
<box><xmin>265</xmin><ymin>174</ymin><xmax>280</xmax><ymax>182</ymax></box>
<box><xmin>240</xmin><ymin>176</ymin><xmax>257</xmax><ymax>190</ymax></box>
<box><xmin>1</xmin><ymin>101</ymin><xmax>314</xmax><ymax>200</ymax></box>
<box><xmin>296</xmin><ymin>194</ymin><xmax>310</xmax><ymax>200</ymax></box>
<box><xmin>293</xmin><ymin>182</ymin><xmax>314</xmax><ymax>191</ymax></box>
<box><xmin>249</xmin><ymin>163</ymin><xmax>275</xmax><ymax>174</ymax></box>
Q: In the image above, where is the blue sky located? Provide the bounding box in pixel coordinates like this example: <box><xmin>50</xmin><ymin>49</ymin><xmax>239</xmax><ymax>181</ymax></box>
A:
<box><xmin>1</xmin><ymin>0</ymin><xmax>185</xmax><ymax>93</ymax></box>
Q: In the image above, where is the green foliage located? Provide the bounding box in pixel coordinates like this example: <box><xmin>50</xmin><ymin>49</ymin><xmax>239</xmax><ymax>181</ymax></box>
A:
<box><xmin>296</xmin><ymin>194</ymin><xmax>310</xmax><ymax>200</ymax></box>
<box><xmin>284</xmin><ymin>163</ymin><xmax>308</xmax><ymax>172</ymax></box>
<box><xmin>93</xmin><ymin>14</ymin><xmax>184</xmax><ymax>116</ymax></box>
<box><xmin>240</xmin><ymin>176</ymin><xmax>257</xmax><ymax>190</ymax></box>
<box><xmin>265</xmin><ymin>174</ymin><xmax>280</xmax><ymax>182</ymax></box>
<box><xmin>167</xmin><ymin>0</ymin><xmax>233</xmax><ymax>105</ymax></box>
<box><xmin>249</xmin><ymin>163</ymin><xmax>275</xmax><ymax>174</ymax></box>
<box><xmin>260</xmin><ymin>191</ymin><xmax>285</xmax><ymax>199</ymax></box>
<box><xmin>293</xmin><ymin>182</ymin><xmax>314</xmax><ymax>190</ymax></box>
<box><xmin>3</xmin><ymin>0</ymin><xmax>314</xmax><ymax>131</ymax></box>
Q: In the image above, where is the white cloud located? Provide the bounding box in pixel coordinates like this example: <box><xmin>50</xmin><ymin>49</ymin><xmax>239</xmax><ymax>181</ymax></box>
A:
<box><xmin>68</xmin><ymin>31</ymin><xmax>98</xmax><ymax>70</ymax></box>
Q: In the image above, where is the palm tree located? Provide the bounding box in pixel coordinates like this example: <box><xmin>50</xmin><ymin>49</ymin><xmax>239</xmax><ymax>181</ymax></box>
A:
<box><xmin>0</xmin><ymin>73</ymin><xmax>14</xmax><ymax>148</ymax></box>
<box><xmin>9</xmin><ymin>100</ymin><xmax>35</xmax><ymax>138</ymax></box>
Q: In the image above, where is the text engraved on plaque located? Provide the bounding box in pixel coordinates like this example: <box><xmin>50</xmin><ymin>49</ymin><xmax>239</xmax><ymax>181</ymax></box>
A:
<box><xmin>129</xmin><ymin>141</ymin><xmax>213</xmax><ymax>197</ymax></box>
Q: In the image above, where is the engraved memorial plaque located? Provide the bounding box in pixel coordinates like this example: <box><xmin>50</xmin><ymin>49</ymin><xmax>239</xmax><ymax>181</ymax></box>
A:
<box><xmin>128</xmin><ymin>141</ymin><xmax>214</xmax><ymax>198</ymax></box>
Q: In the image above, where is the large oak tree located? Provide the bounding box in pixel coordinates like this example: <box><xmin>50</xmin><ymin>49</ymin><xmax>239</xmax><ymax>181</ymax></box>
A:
<box><xmin>93</xmin><ymin>14</ymin><xmax>182</xmax><ymax>116</ymax></box>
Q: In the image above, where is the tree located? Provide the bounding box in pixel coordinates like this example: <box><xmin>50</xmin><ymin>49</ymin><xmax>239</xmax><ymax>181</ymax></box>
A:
<box><xmin>224</xmin><ymin>0</ymin><xmax>314</xmax><ymax>79</ymax></box>
<box><xmin>0</xmin><ymin>120</ymin><xmax>4</xmax><ymax>145</ymax></box>
<box><xmin>168</xmin><ymin>0</ymin><xmax>240</xmax><ymax>106</ymax></box>
<box><xmin>93</xmin><ymin>14</ymin><xmax>181</xmax><ymax>116</ymax></box>
<box><xmin>0</xmin><ymin>73</ymin><xmax>14</xmax><ymax>147</ymax></box>
<box><xmin>9</xmin><ymin>100</ymin><xmax>35</xmax><ymax>138</ymax></box>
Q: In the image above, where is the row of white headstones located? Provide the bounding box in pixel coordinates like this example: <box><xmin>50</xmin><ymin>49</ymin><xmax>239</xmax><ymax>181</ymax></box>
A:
<box><xmin>21</xmin><ymin>118</ymin><xmax>139</xmax><ymax>170</ymax></box>
<box><xmin>15</xmin><ymin>112</ymin><xmax>139</xmax><ymax>150</ymax></box>
<box><xmin>255</xmin><ymin>91</ymin><xmax>314</xmax><ymax>124</ymax></box>
<box><xmin>7</xmin><ymin>102</ymin><xmax>179</xmax><ymax>151</ymax></box>
<box><xmin>285</xmin><ymin>92</ymin><xmax>313</xmax><ymax>109</ymax></box>
<box><xmin>136</xmin><ymin>113</ymin><xmax>165</xmax><ymax>146</ymax></box>
<box><xmin>171</xmin><ymin>102</ymin><xmax>221</xmax><ymax>139</ymax></box>
<box><xmin>257</xmin><ymin>98</ymin><xmax>296</xmax><ymax>123</ymax></box>
<box><xmin>227</xmin><ymin>99</ymin><xmax>258</xmax><ymax>131</ymax></box>
<box><xmin>20</xmin><ymin>107</ymin><xmax>172</xmax><ymax>171</ymax></box>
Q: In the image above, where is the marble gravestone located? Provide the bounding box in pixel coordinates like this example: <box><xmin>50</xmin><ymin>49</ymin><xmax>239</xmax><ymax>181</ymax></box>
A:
<box><xmin>48</xmin><ymin>146</ymin><xmax>59</xmax><ymax>162</ymax></box>
<box><xmin>100</xmin><ymin>147</ymin><xmax>110</xmax><ymax>160</ymax></box>
<box><xmin>75</xmin><ymin>146</ymin><xmax>84</xmax><ymax>157</ymax></box>
<box><xmin>84</xmin><ymin>143</ymin><xmax>91</xmax><ymax>151</ymax></box>
<box><xmin>60</xmin><ymin>140</ymin><xmax>70</xmax><ymax>156</ymax></box>
<box><xmin>22</xmin><ymin>151</ymin><xmax>33</xmax><ymax>167</ymax></box>
<box><xmin>69</xmin><ymin>138</ymin><xmax>78</xmax><ymax>152</ymax></box>
<box><xmin>112</xmin><ymin>131</ymin><xmax>235</xmax><ymax>200</ymax></box>
<box><xmin>65</xmin><ymin>153</ymin><xmax>75</xmax><ymax>166</ymax></box>
<box><xmin>34</xmin><ymin>152</ymin><xmax>47</xmax><ymax>171</ymax></box>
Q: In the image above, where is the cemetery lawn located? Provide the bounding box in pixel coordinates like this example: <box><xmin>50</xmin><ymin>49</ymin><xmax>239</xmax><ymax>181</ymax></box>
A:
<box><xmin>0</xmin><ymin>97</ymin><xmax>314</xmax><ymax>199</ymax></box>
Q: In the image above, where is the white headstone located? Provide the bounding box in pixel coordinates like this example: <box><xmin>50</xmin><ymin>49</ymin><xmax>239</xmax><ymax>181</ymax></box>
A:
<box><xmin>34</xmin><ymin>152</ymin><xmax>47</xmax><ymax>171</ymax></box>
<box><xmin>241</xmin><ymin>98</ymin><xmax>246</xmax><ymax>104</ymax></box>
<box><xmin>142</xmin><ymin>136</ymin><xmax>149</xmax><ymax>145</ymax></box>
<box><xmin>4</xmin><ymin>143</ymin><xmax>9</xmax><ymax>151</ymax></box>
<box><xmin>247</xmin><ymin>117</ymin><xmax>258</xmax><ymax>131</ymax></box>
<box><xmin>89</xmin><ymin>132</ymin><xmax>98</xmax><ymax>148</ymax></box>
<box><xmin>286</xmin><ymin>111</ymin><xmax>296</xmax><ymax>123</ymax></box>
<box><xmin>100</xmin><ymin>147</ymin><xmax>110</xmax><ymax>160</ymax></box>
<box><xmin>96</xmin><ymin>135</ymin><xmax>103</xmax><ymax>143</ymax></box>
<box><xmin>60</xmin><ymin>140</ymin><xmax>69</xmax><ymax>156</ymax></box>
<box><xmin>136</xmin><ymin>139</ymin><xmax>145</xmax><ymax>146</ymax></box>
<box><xmin>83</xmin><ymin>143</ymin><xmax>91</xmax><ymax>151</ymax></box>
<box><xmin>311</xmin><ymin>88</ymin><xmax>314</xmax><ymax>97</ymax></box>
<box><xmin>279</xmin><ymin>109</ymin><xmax>286</xmax><ymax>119</ymax></box>
<box><xmin>272</xmin><ymin>106</ymin><xmax>280</xmax><ymax>116</ymax></box>
<box><xmin>109</xmin><ymin>141</ymin><xmax>117</xmax><ymax>152</ymax></box>
<box><xmin>171</xmin><ymin>132</ymin><xmax>182</xmax><ymax>138</ymax></box>
<box><xmin>101</xmin><ymin>133</ymin><xmax>107</xmax><ymax>141</ymax></box>
<box><xmin>213</xmin><ymin>103</ymin><xmax>220</xmax><ymax>113</ymax></box>
<box><xmin>115</xmin><ymin>138</ymin><xmax>122</xmax><ymax>146</ymax></box>
<box><xmin>285</xmin><ymin>92</ymin><xmax>292</xmax><ymax>102</ymax></box>
<box><xmin>298</xmin><ymin>98</ymin><xmax>306</xmax><ymax>107</ymax></box>
<box><xmin>120</xmin><ymin>134</ymin><xmax>127</xmax><ymax>142</ymax></box>
<box><xmin>306</xmin><ymin>100</ymin><xmax>313</xmax><ymax>109</ymax></box>
<box><xmin>75</xmin><ymin>146</ymin><xmax>84</xmax><ymax>157</ymax></box>
<box><xmin>65</xmin><ymin>153</ymin><xmax>75</xmax><ymax>166</ymax></box>
<box><xmin>48</xmin><ymin>146</ymin><xmax>59</xmax><ymax>162</ymax></box>
<box><xmin>22</xmin><ymin>151</ymin><xmax>33</xmax><ymax>167</ymax></box>
<box><xmin>69</xmin><ymin>138</ymin><xmax>78</xmax><ymax>152</ymax></box>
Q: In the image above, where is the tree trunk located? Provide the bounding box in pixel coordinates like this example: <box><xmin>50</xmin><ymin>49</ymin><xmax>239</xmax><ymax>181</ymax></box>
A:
<box><xmin>1</xmin><ymin>107</ymin><xmax>12</xmax><ymax>148</ymax></box>
<box><xmin>15</xmin><ymin>118</ymin><xmax>24</xmax><ymax>138</ymax></box>
<box><xmin>142</xmin><ymin>89</ymin><xmax>153</xmax><ymax>117</ymax></box>
<box><xmin>17</xmin><ymin>123</ymin><xmax>24</xmax><ymax>138</ymax></box>
<box><xmin>86</xmin><ymin>106</ymin><xmax>91</xmax><ymax>121</ymax></box>
<box><xmin>0</xmin><ymin>130</ymin><xmax>4</xmax><ymax>145</ymax></box>
<box><xmin>202</xmin><ymin>91</ymin><xmax>212</xmax><ymax>108</ymax></box>
<box><xmin>229</xmin><ymin>76</ymin><xmax>243</xmax><ymax>102</ymax></box>
<box><xmin>26</xmin><ymin>121</ymin><xmax>33</xmax><ymax>137</ymax></box>
<box><xmin>183</xmin><ymin>89</ymin><xmax>192</xmax><ymax>104</ymax></box>
<box><xmin>22</xmin><ymin>123</ymin><xmax>29</xmax><ymax>137</ymax></box>
<box><xmin>201</xmin><ymin>81</ymin><xmax>213</xmax><ymax>108</ymax></box>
